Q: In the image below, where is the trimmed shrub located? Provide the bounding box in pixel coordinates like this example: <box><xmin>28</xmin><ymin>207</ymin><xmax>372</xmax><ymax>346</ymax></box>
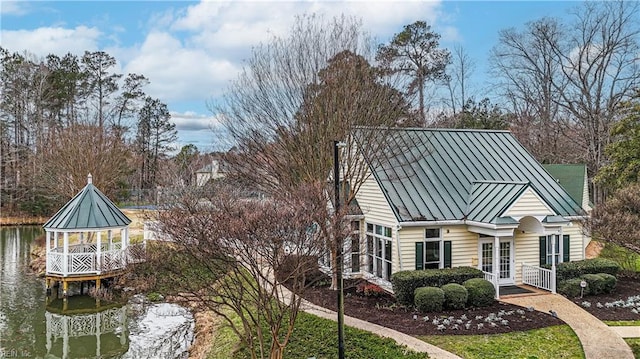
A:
<box><xmin>581</xmin><ymin>273</ymin><xmax>606</xmax><ymax>295</ymax></box>
<box><xmin>414</xmin><ymin>286</ymin><xmax>445</xmax><ymax>312</ymax></box>
<box><xmin>391</xmin><ymin>266</ymin><xmax>483</xmax><ymax>306</ymax></box>
<box><xmin>553</xmin><ymin>258</ymin><xmax>620</xmax><ymax>281</ymax></box>
<box><xmin>597</xmin><ymin>273</ymin><xmax>617</xmax><ymax>294</ymax></box>
<box><xmin>557</xmin><ymin>278</ymin><xmax>586</xmax><ymax>298</ymax></box>
<box><xmin>442</xmin><ymin>283</ymin><xmax>468</xmax><ymax>309</ymax></box>
<box><xmin>463</xmin><ymin>278</ymin><xmax>495</xmax><ymax>307</ymax></box>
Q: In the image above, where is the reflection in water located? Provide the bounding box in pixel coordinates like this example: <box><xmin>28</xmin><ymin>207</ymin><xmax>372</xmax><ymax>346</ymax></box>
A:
<box><xmin>0</xmin><ymin>227</ymin><xmax>194</xmax><ymax>359</ymax></box>
<box><xmin>45</xmin><ymin>302</ymin><xmax>128</xmax><ymax>359</ymax></box>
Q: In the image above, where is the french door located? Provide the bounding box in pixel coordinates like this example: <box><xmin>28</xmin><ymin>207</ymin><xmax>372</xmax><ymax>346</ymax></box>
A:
<box><xmin>479</xmin><ymin>238</ymin><xmax>514</xmax><ymax>285</ymax></box>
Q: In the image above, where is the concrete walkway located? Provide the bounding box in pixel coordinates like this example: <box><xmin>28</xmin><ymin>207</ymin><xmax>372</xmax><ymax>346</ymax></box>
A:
<box><xmin>611</xmin><ymin>325</ymin><xmax>640</xmax><ymax>338</ymax></box>
<box><xmin>298</xmin><ymin>298</ymin><xmax>462</xmax><ymax>359</ymax></box>
<box><xmin>502</xmin><ymin>293</ymin><xmax>634</xmax><ymax>359</ymax></box>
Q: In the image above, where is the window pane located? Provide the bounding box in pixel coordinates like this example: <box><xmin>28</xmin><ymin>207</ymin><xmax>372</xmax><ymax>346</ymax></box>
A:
<box><xmin>367</xmin><ymin>223</ymin><xmax>373</xmax><ymax>232</ymax></box>
<box><xmin>366</xmin><ymin>235</ymin><xmax>373</xmax><ymax>255</ymax></box>
<box><xmin>375</xmin><ymin>225</ymin><xmax>383</xmax><ymax>235</ymax></box>
<box><xmin>425</xmin><ymin>262</ymin><xmax>439</xmax><ymax>269</ymax></box>
<box><xmin>385</xmin><ymin>240</ymin><xmax>392</xmax><ymax>261</ymax></box>
<box><xmin>351</xmin><ymin>237</ymin><xmax>360</xmax><ymax>252</ymax></box>
<box><xmin>426</xmin><ymin>228</ymin><xmax>440</xmax><ymax>239</ymax></box>
<box><xmin>351</xmin><ymin>253</ymin><xmax>360</xmax><ymax>272</ymax></box>
<box><xmin>384</xmin><ymin>227</ymin><xmax>392</xmax><ymax>238</ymax></box>
<box><xmin>377</xmin><ymin>238</ymin><xmax>383</xmax><ymax>257</ymax></box>
<box><xmin>386</xmin><ymin>260</ymin><xmax>392</xmax><ymax>280</ymax></box>
<box><xmin>425</xmin><ymin>241</ymin><xmax>440</xmax><ymax>262</ymax></box>
<box><xmin>351</xmin><ymin>221</ymin><xmax>360</xmax><ymax>231</ymax></box>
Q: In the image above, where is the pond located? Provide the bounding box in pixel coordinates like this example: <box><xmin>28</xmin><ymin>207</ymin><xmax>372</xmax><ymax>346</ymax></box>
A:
<box><xmin>0</xmin><ymin>226</ymin><xmax>194</xmax><ymax>359</ymax></box>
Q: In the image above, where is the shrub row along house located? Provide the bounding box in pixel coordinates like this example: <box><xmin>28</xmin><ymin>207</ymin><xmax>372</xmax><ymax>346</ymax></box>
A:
<box><xmin>341</xmin><ymin>128</ymin><xmax>590</xmax><ymax>298</ymax></box>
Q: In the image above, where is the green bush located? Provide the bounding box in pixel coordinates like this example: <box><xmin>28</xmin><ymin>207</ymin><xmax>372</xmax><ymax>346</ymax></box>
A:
<box><xmin>557</xmin><ymin>278</ymin><xmax>586</xmax><ymax>298</ymax></box>
<box><xmin>553</xmin><ymin>258</ymin><xmax>620</xmax><ymax>281</ymax></box>
<box><xmin>597</xmin><ymin>273</ymin><xmax>617</xmax><ymax>293</ymax></box>
<box><xmin>391</xmin><ymin>267</ymin><xmax>483</xmax><ymax>306</ymax></box>
<box><xmin>463</xmin><ymin>278</ymin><xmax>495</xmax><ymax>307</ymax></box>
<box><xmin>442</xmin><ymin>283</ymin><xmax>468</xmax><ymax>309</ymax></box>
<box><xmin>581</xmin><ymin>273</ymin><xmax>606</xmax><ymax>295</ymax></box>
<box><xmin>414</xmin><ymin>286</ymin><xmax>445</xmax><ymax>312</ymax></box>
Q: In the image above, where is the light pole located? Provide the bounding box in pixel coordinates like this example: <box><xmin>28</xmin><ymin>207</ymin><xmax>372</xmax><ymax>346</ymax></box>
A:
<box><xmin>333</xmin><ymin>140</ymin><xmax>346</xmax><ymax>359</ymax></box>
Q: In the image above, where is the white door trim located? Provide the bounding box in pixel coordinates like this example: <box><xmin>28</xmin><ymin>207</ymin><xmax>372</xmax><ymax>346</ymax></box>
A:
<box><xmin>478</xmin><ymin>237</ymin><xmax>515</xmax><ymax>285</ymax></box>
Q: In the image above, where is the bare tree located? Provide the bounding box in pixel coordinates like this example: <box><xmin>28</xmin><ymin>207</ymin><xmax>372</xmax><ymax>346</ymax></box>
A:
<box><xmin>490</xmin><ymin>17</ymin><xmax>572</xmax><ymax>164</ymax></box>
<box><xmin>39</xmin><ymin>124</ymin><xmax>132</xmax><ymax>200</ymax></box>
<box><xmin>444</xmin><ymin>44</ymin><xmax>476</xmax><ymax>115</ymax></box>
<box><xmin>491</xmin><ymin>2</ymin><xmax>640</xmax><ymax>202</ymax></box>
<box><xmin>589</xmin><ymin>183</ymin><xmax>640</xmax><ymax>255</ymax></box>
<box><xmin>132</xmin><ymin>182</ymin><xmax>340</xmax><ymax>359</ymax></box>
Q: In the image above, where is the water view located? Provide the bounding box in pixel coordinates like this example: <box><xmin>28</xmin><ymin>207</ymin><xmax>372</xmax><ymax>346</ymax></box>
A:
<box><xmin>0</xmin><ymin>227</ymin><xmax>194</xmax><ymax>359</ymax></box>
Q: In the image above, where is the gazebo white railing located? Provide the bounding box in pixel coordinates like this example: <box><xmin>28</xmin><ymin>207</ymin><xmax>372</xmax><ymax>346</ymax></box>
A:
<box><xmin>47</xmin><ymin>242</ymin><xmax>146</xmax><ymax>276</ymax></box>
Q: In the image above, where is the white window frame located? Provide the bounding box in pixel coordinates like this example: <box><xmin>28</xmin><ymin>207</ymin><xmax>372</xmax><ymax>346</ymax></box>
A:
<box><xmin>423</xmin><ymin>228</ymin><xmax>443</xmax><ymax>269</ymax></box>
<box><xmin>365</xmin><ymin>223</ymin><xmax>392</xmax><ymax>280</ymax></box>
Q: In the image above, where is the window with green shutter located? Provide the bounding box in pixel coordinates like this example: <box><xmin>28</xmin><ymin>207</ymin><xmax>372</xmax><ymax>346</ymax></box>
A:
<box><xmin>415</xmin><ymin>242</ymin><xmax>424</xmax><ymax>270</ymax></box>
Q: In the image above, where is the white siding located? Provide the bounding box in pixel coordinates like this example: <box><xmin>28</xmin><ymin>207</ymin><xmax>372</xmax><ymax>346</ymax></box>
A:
<box><xmin>504</xmin><ymin>188</ymin><xmax>555</xmax><ymax>217</ymax></box>
<box><xmin>564</xmin><ymin>221</ymin><xmax>588</xmax><ymax>261</ymax></box>
<box><xmin>356</xmin><ymin>174</ymin><xmax>398</xmax><ymax>225</ymax></box>
<box><xmin>397</xmin><ymin>225</ymin><xmax>477</xmax><ymax>273</ymax></box>
<box><xmin>513</xmin><ymin>231</ymin><xmax>541</xmax><ymax>284</ymax></box>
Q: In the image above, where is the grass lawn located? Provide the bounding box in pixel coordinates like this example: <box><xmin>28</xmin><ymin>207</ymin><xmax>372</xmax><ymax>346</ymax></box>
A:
<box><xmin>605</xmin><ymin>320</ymin><xmax>640</xmax><ymax>326</ymax></box>
<box><xmin>625</xmin><ymin>338</ymin><xmax>640</xmax><ymax>358</ymax></box>
<box><xmin>420</xmin><ymin>325</ymin><xmax>583</xmax><ymax>359</ymax></box>
<box><xmin>209</xmin><ymin>311</ymin><xmax>427</xmax><ymax>359</ymax></box>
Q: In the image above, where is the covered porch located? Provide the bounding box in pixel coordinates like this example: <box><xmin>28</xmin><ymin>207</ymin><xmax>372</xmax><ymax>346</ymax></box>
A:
<box><xmin>470</xmin><ymin>214</ymin><xmax>569</xmax><ymax>299</ymax></box>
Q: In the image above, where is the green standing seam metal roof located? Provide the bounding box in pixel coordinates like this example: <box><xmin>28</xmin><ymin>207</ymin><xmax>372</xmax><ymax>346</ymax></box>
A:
<box><xmin>356</xmin><ymin>128</ymin><xmax>584</xmax><ymax>223</ymax></box>
<box><xmin>466</xmin><ymin>181</ymin><xmax>529</xmax><ymax>224</ymax></box>
<box><xmin>543</xmin><ymin>164</ymin><xmax>587</xmax><ymax>209</ymax></box>
<box><xmin>44</xmin><ymin>175</ymin><xmax>131</xmax><ymax>230</ymax></box>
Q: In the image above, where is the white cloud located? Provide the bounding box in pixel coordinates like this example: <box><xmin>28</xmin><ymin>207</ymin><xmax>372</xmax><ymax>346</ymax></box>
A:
<box><xmin>171</xmin><ymin>111</ymin><xmax>221</xmax><ymax>132</ymax></box>
<box><xmin>0</xmin><ymin>26</ymin><xmax>101</xmax><ymax>57</ymax></box>
<box><xmin>124</xmin><ymin>32</ymin><xmax>239</xmax><ymax>103</ymax></box>
<box><xmin>0</xmin><ymin>1</ymin><xmax>29</xmax><ymax>15</ymax></box>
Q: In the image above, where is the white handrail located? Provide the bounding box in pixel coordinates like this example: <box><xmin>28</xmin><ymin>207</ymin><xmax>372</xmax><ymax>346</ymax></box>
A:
<box><xmin>522</xmin><ymin>263</ymin><xmax>555</xmax><ymax>292</ymax></box>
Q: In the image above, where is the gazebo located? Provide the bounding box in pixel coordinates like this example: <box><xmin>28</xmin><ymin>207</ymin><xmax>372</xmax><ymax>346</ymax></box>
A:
<box><xmin>44</xmin><ymin>174</ymin><xmax>133</xmax><ymax>298</ymax></box>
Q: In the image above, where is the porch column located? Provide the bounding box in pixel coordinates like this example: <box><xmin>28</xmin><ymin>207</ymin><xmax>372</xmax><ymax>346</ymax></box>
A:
<box><xmin>63</xmin><ymin>232</ymin><xmax>69</xmax><ymax>276</ymax></box>
<box><xmin>108</xmin><ymin>230</ymin><xmax>113</xmax><ymax>251</ymax></box>
<box><xmin>46</xmin><ymin>231</ymin><xmax>51</xmax><ymax>273</ymax></box>
<box><xmin>494</xmin><ymin>236</ymin><xmax>500</xmax><ymax>299</ymax></box>
<box><xmin>96</xmin><ymin>231</ymin><xmax>102</xmax><ymax>272</ymax></box>
<box><xmin>551</xmin><ymin>234</ymin><xmax>557</xmax><ymax>294</ymax></box>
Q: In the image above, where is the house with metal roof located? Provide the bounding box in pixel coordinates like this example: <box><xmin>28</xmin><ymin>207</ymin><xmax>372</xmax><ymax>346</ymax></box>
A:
<box><xmin>44</xmin><ymin>174</ymin><xmax>145</xmax><ymax>299</ymax></box>
<box><xmin>348</xmin><ymin>128</ymin><xmax>589</xmax><ymax>297</ymax></box>
<box><xmin>543</xmin><ymin>164</ymin><xmax>591</xmax><ymax>213</ymax></box>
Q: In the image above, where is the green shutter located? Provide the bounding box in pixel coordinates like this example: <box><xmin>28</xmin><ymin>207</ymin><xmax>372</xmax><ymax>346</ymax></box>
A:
<box><xmin>415</xmin><ymin>242</ymin><xmax>424</xmax><ymax>270</ymax></box>
<box><xmin>444</xmin><ymin>241</ymin><xmax>452</xmax><ymax>268</ymax></box>
<box><xmin>563</xmin><ymin>235</ymin><xmax>570</xmax><ymax>262</ymax></box>
<box><xmin>539</xmin><ymin>236</ymin><xmax>547</xmax><ymax>266</ymax></box>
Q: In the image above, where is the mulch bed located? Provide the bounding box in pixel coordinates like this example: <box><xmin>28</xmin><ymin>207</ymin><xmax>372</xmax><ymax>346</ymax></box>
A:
<box><xmin>286</xmin><ymin>271</ymin><xmax>640</xmax><ymax>336</ymax></box>
<box><xmin>294</xmin><ymin>278</ymin><xmax>564</xmax><ymax>336</ymax></box>
<box><xmin>568</xmin><ymin>276</ymin><xmax>640</xmax><ymax>321</ymax></box>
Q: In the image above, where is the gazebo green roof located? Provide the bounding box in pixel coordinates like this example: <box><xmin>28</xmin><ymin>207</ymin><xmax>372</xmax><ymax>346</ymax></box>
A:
<box><xmin>44</xmin><ymin>174</ymin><xmax>131</xmax><ymax>230</ymax></box>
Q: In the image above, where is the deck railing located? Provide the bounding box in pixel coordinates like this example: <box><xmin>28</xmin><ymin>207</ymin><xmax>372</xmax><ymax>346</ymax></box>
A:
<box><xmin>522</xmin><ymin>263</ymin><xmax>555</xmax><ymax>293</ymax></box>
<box><xmin>46</xmin><ymin>243</ymin><xmax>146</xmax><ymax>276</ymax></box>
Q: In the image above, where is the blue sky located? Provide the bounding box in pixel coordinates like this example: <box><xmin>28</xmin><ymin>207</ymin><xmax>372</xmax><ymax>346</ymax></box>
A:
<box><xmin>0</xmin><ymin>1</ymin><xmax>580</xmax><ymax>152</ymax></box>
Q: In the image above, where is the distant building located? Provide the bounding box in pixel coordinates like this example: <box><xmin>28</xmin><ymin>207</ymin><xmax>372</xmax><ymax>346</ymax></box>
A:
<box><xmin>195</xmin><ymin>159</ymin><xmax>225</xmax><ymax>186</ymax></box>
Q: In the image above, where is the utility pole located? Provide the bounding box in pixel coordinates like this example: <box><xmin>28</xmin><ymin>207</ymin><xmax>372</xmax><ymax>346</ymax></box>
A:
<box><xmin>334</xmin><ymin>140</ymin><xmax>345</xmax><ymax>359</ymax></box>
